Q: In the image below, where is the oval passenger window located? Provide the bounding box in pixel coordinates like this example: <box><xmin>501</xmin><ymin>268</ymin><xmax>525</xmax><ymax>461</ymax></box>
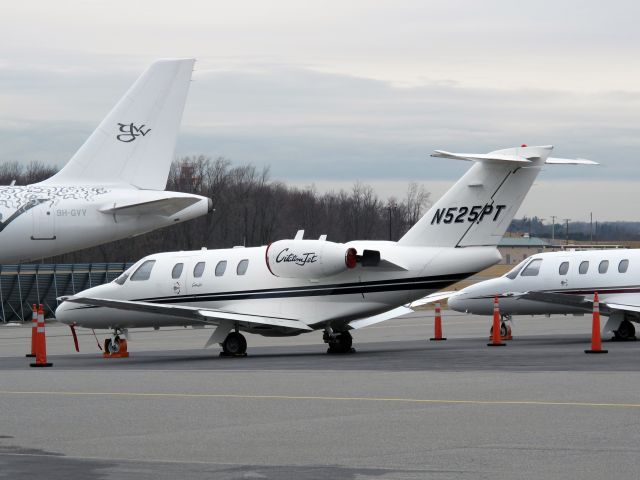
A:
<box><xmin>579</xmin><ymin>261</ymin><xmax>589</xmax><ymax>274</ymax></box>
<box><xmin>619</xmin><ymin>259</ymin><xmax>629</xmax><ymax>273</ymax></box>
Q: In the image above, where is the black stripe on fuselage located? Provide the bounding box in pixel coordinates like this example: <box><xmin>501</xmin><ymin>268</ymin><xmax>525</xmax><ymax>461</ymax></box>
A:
<box><xmin>143</xmin><ymin>272</ymin><xmax>475</xmax><ymax>305</ymax></box>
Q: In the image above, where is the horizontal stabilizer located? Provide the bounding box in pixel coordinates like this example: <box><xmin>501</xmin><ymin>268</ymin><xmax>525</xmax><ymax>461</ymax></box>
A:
<box><xmin>348</xmin><ymin>306</ymin><xmax>413</xmax><ymax>330</ymax></box>
<box><xmin>64</xmin><ymin>297</ymin><xmax>313</xmax><ymax>331</ymax></box>
<box><xmin>431</xmin><ymin>150</ymin><xmax>532</xmax><ymax>164</ymax></box>
<box><xmin>545</xmin><ymin>157</ymin><xmax>598</xmax><ymax>165</ymax></box>
<box><xmin>99</xmin><ymin>197</ymin><xmax>202</xmax><ymax>216</ymax></box>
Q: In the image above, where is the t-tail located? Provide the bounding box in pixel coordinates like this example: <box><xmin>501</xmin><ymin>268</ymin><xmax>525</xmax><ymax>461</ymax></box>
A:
<box><xmin>39</xmin><ymin>58</ymin><xmax>195</xmax><ymax>190</ymax></box>
<box><xmin>398</xmin><ymin>145</ymin><xmax>597</xmax><ymax>248</ymax></box>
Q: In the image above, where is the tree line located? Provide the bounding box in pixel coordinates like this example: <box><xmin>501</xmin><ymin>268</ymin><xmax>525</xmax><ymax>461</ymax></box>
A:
<box><xmin>2</xmin><ymin>157</ymin><xmax>430</xmax><ymax>264</ymax></box>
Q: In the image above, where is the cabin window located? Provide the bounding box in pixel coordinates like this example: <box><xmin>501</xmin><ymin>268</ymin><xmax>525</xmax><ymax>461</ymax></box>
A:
<box><xmin>520</xmin><ymin>258</ymin><xmax>542</xmax><ymax>277</ymax></box>
<box><xmin>237</xmin><ymin>259</ymin><xmax>249</xmax><ymax>275</ymax></box>
<box><xmin>193</xmin><ymin>262</ymin><xmax>206</xmax><ymax>278</ymax></box>
<box><xmin>619</xmin><ymin>259</ymin><xmax>629</xmax><ymax>273</ymax></box>
<box><xmin>579</xmin><ymin>261</ymin><xmax>589</xmax><ymax>274</ymax></box>
<box><xmin>559</xmin><ymin>262</ymin><xmax>569</xmax><ymax>275</ymax></box>
<box><xmin>215</xmin><ymin>261</ymin><xmax>227</xmax><ymax>277</ymax></box>
<box><xmin>506</xmin><ymin>261</ymin><xmax>527</xmax><ymax>279</ymax></box>
<box><xmin>130</xmin><ymin>260</ymin><xmax>156</xmax><ymax>281</ymax></box>
<box><xmin>171</xmin><ymin>263</ymin><xmax>184</xmax><ymax>279</ymax></box>
<box><xmin>598</xmin><ymin>260</ymin><xmax>609</xmax><ymax>274</ymax></box>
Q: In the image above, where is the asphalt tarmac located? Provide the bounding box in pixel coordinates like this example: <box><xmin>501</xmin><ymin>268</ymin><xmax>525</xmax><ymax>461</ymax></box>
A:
<box><xmin>1</xmin><ymin>311</ymin><xmax>638</xmax><ymax>479</ymax></box>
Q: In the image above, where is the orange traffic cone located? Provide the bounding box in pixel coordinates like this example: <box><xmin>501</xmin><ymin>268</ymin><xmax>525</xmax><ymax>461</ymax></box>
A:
<box><xmin>585</xmin><ymin>292</ymin><xmax>608</xmax><ymax>354</ymax></box>
<box><xmin>430</xmin><ymin>302</ymin><xmax>447</xmax><ymax>341</ymax></box>
<box><xmin>25</xmin><ymin>304</ymin><xmax>37</xmax><ymax>357</ymax></box>
<box><xmin>30</xmin><ymin>304</ymin><xmax>52</xmax><ymax>367</ymax></box>
<box><xmin>487</xmin><ymin>296</ymin><xmax>506</xmax><ymax>347</ymax></box>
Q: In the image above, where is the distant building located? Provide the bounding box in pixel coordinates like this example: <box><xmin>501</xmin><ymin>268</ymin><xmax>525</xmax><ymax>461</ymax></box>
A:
<box><xmin>498</xmin><ymin>236</ymin><xmax>552</xmax><ymax>265</ymax></box>
<box><xmin>498</xmin><ymin>234</ymin><xmax>625</xmax><ymax>265</ymax></box>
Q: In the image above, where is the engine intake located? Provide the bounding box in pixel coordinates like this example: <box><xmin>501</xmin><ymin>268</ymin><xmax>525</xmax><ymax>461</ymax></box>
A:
<box><xmin>266</xmin><ymin>240</ymin><xmax>357</xmax><ymax>279</ymax></box>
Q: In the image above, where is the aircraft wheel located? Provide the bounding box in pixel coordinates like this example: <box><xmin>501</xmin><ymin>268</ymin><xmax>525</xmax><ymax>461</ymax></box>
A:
<box><xmin>615</xmin><ymin>320</ymin><xmax>636</xmax><ymax>340</ymax></box>
<box><xmin>490</xmin><ymin>324</ymin><xmax>508</xmax><ymax>338</ymax></box>
<box><xmin>107</xmin><ymin>336</ymin><xmax>121</xmax><ymax>354</ymax></box>
<box><xmin>327</xmin><ymin>332</ymin><xmax>353</xmax><ymax>354</ymax></box>
<box><xmin>222</xmin><ymin>332</ymin><xmax>247</xmax><ymax>355</ymax></box>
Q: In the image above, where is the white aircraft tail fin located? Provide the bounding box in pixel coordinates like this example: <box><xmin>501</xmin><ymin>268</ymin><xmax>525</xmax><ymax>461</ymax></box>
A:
<box><xmin>399</xmin><ymin>145</ymin><xmax>559</xmax><ymax>248</ymax></box>
<box><xmin>40</xmin><ymin>58</ymin><xmax>195</xmax><ymax>190</ymax></box>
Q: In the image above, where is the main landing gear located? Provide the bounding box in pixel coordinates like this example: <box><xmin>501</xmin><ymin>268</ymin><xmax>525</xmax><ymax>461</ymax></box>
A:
<box><xmin>324</xmin><ymin>328</ymin><xmax>355</xmax><ymax>354</ymax></box>
<box><xmin>220</xmin><ymin>331</ymin><xmax>248</xmax><ymax>357</ymax></box>
<box><xmin>613</xmin><ymin>319</ymin><xmax>636</xmax><ymax>341</ymax></box>
<box><xmin>103</xmin><ymin>329</ymin><xmax>129</xmax><ymax>358</ymax></box>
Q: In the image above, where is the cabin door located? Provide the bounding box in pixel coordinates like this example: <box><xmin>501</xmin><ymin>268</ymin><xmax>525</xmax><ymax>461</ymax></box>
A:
<box><xmin>31</xmin><ymin>201</ymin><xmax>56</xmax><ymax>240</ymax></box>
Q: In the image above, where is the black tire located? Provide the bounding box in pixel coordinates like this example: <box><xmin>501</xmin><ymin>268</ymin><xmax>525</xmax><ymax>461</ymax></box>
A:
<box><xmin>223</xmin><ymin>332</ymin><xmax>247</xmax><ymax>355</ymax></box>
<box><xmin>490</xmin><ymin>324</ymin><xmax>508</xmax><ymax>337</ymax></box>
<box><xmin>616</xmin><ymin>320</ymin><xmax>636</xmax><ymax>340</ymax></box>
<box><xmin>328</xmin><ymin>332</ymin><xmax>352</xmax><ymax>354</ymax></box>
<box><xmin>104</xmin><ymin>339</ymin><xmax>111</xmax><ymax>353</ymax></box>
<box><xmin>109</xmin><ymin>337</ymin><xmax>121</xmax><ymax>353</ymax></box>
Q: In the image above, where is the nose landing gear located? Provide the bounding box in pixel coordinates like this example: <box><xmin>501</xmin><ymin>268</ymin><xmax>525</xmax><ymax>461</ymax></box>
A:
<box><xmin>103</xmin><ymin>329</ymin><xmax>129</xmax><ymax>358</ymax></box>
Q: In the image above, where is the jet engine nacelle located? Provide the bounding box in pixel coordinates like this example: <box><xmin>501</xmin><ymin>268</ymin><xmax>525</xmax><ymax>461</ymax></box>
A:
<box><xmin>266</xmin><ymin>240</ymin><xmax>357</xmax><ymax>279</ymax></box>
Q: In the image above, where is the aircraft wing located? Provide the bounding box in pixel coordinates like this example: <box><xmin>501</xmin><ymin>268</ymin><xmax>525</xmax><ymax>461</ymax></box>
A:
<box><xmin>598</xmin><ymin>294</ymin><xmax>640</xmax><ymax>314</ymax></box>
<box><xmin>519</xmin><ymin>291</ymin><xmax>594</xmax><ymax>312</ymax></box>
<box><xmin>519</xmin><ymin>291</ymin><xmax>640</xmax><ymax>315</ymax></box>
<box><xmin>99</xmin><ymin>197</ymin><xmax>203</xmax><ymax>217</ymax></box>
<box><xmin>64</xmin><ymin>297</ymin><xmax>313</xmax><ymax>331</ymax></box>
<box><xmin>347</xmin><ymin>306</ymin><xmax>414</xmax><ymax>330</ymax></box>
<box><xmin>408</xmin><ymin>291</ymin><xmax>459</xmax><ymax>308</ymax></box>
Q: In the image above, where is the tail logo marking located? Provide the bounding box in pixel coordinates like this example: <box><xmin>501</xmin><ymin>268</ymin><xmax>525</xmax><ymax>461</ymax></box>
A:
<box><xmin>431</xmin><ymin>204</ymin><xmax>507</xmax><ymax>225</ymax></box>
<box><xmin>116</xmin><ymin>123</ymin><xmax>151</xmax><ymax>143</ymax></box>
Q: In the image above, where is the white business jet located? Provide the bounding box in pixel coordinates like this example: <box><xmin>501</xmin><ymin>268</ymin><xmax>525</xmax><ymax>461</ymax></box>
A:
<box><xmin>0</xmin><ymin>58</ymin><xmax>211</xmax><ymax>263</ymax></box>
<box><xmin>446</xmin><ymin>249</ymin><xmax>639</xmax><ymax>340</ymax></box>
<box><xmin>56</xmin><ymin>145</ymin><xmax>593</xmax><ymax>355</ymax></box>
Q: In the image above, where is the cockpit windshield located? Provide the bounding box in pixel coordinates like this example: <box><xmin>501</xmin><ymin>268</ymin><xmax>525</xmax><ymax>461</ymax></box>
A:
<box><xmin>113</xmin><ymin>271</ymin><xmax>130</xmax><ymax>285</ymax></box>
<box><xmin>505</xmin><ymin>260</ymin><xmax>528</xmax><ymax>280</ymax></box>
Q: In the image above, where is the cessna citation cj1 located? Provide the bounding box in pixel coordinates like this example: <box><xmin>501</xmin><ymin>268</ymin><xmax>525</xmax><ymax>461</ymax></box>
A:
<box><xmin>446</xmin><ymin>249</ymin><xmax>640</xmax><ymax>340</ymax></box>
<box><xmin>56</xmin><ymin>145</ymin><xmax>594</xmax><ymax>356</ymax></box>
<box><xmin>0</xmin><ymin>58</ymin><xmax>211</xmax><ymax>263</ymax></box>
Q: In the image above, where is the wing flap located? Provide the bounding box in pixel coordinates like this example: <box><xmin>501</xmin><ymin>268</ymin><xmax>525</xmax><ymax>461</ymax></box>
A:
<box><xmin>64</xmin><ymin>297</ymin><xmax>313</xmax><ymax>331</ymax></box>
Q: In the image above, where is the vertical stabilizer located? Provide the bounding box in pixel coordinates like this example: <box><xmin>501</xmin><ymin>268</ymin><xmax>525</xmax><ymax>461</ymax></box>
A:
<box><xmin>40</xmin><ymin>58</ymin><xmax>195</xmax><ymax>190</ymax></box>
<box><xmin>399</xmin><ymin>145</ymin><xmax>552</xmax><ymax>247</ymax></box>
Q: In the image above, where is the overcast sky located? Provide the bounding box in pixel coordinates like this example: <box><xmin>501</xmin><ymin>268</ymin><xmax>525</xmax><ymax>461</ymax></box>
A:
<box><xmin>2</xmin><ymin>0</ymin><xmax>639</xmax><ymax>221</ymax></box>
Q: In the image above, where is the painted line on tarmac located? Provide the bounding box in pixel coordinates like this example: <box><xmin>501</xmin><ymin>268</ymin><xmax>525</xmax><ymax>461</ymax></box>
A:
<box><xmin>0</xmin><ymin>390</ymin><xmax>638</xmax><ymax>409</ymax></box>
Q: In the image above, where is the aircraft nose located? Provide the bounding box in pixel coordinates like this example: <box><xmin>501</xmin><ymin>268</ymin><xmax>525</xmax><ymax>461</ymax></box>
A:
<box><xmin>447</xmin><ymin>293</ymin><xmax>466</xmax><ymax>312</ymax></box>
<box><xmin>54</xmin><ymin>301</ymin><xmax>74</xmax><ymax>325</ymax></box>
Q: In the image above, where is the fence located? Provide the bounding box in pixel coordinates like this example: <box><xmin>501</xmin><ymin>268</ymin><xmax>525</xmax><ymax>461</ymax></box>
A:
<box><xmin>0</xmin><ymin>263</ymin><xmax>133</xmax><ymax>322</ymax></box>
